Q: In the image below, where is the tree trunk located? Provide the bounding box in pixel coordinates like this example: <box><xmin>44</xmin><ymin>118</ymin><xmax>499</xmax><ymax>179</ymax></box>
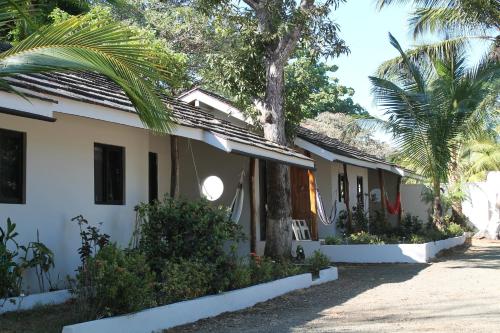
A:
<box><xmin>432</xmin><ymin>181</ymin><xmax>443</xmax><ymax>228</ymax></box>
<box><xmin>449</xmin><ymin>146</ymin><xmax>464</xmax><ymax>224</ymax></box>
<box><xmin>259</xmin><ymin>58</ymin><xmax>293</xmax><ymax>260</ymax></box>
<box><xmin>170</xmin><ymin>135</ymin><xmax>180</xmax><ymax>199</ymax></box>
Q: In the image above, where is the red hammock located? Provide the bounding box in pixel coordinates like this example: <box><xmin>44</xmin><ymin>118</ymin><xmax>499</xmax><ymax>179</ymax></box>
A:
<box><xmin>385</xmin><ymin>192</ymin><xmax>401</xmax><ymax>215</ymax></box>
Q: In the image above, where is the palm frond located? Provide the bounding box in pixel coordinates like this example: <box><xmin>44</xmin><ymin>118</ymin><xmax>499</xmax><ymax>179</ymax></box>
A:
<box><xmin>376</xmin><ymin>36</ymin><xmax>472</xmax><ymax>78</ymax></box>
<box><xmin>0</xmin><ymin>16</ymin><xmax>173</xmax><ymax>132</ymax></box>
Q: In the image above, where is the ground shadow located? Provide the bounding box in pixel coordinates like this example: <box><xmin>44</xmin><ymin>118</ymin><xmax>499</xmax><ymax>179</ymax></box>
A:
<box><xmin>165</xmin><ymin>262</ymin><xmax>429</xmax><ymax>333</ymax></box>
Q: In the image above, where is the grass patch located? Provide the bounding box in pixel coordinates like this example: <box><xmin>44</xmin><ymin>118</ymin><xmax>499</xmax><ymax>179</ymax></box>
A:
<box><xmin>0</xmin><ymin>301</ymin><xmax>83</xmax><ymax>333</ymax></box>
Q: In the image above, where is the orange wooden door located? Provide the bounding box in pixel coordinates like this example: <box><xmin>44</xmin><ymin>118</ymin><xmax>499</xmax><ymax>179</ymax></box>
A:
<box><xmin>290</xmin><ymin>167</ymin><xmax>318</xmax><ymax>240</ymax></box>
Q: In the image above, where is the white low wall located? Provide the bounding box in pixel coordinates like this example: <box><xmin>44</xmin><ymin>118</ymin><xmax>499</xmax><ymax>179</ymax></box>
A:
<box><xmin>311</xmin><ymin>267</ymin><xmax>338</xmax><ymax>286</ymax></box>
<box><xmin>0</xmin><ymin>289</ymin><xmax>71</xmax><ymax>314</ymax></box>
<box><xmin>63</xmin><ymin>268</ymin><xmax>337</xmax><ymax>333</ymax></box>
<box><xmin>320</xmin><ymin>235</ymin><xmax>466</xmax><ymax>263</ymax></box>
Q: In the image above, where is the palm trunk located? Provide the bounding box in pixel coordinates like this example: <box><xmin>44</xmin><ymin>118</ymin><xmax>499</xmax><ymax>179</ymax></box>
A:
<box><xmin>449</xmin><ymin>146</ymin><xmax>464</xmax><ymax>224</ymax></box>
<box><xmin>432</xmin><ymin>181</ymin><xmax>443</xmax><ymax>229</ymax></box>
<box><xmin>259</xmin><ymin>58</ymin><xmax>293</xmax><ymax>259</ymax></box>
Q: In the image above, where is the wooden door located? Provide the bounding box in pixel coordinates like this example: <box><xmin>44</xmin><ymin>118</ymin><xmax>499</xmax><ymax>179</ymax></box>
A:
<box><xmin>290</xmin><ymin>166</ymin><xmax>318</xmax><ymax>240</ymax></box>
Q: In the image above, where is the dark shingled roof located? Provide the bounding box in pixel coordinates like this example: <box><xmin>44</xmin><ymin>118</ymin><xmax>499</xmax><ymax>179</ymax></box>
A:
<box><xmin>3</xmin><ymin>72</ymin><xmax>311</xmax><ymax>163</ymax></box>
<box><xmin>297</xmin><ymin>127</ymin><xmax>397</xmax><ymax>168</ymax></box>
<box><xmin>177</xmin><ymin>87</ymin><xmax>403</xmax><ymax>171</ymax></box>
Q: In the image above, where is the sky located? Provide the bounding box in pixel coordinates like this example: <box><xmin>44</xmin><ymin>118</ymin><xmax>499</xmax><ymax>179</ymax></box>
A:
<box><xmin>331</xmin><ymin>1</ymin><xmax>412</xmax><ymax>119</ymax></box>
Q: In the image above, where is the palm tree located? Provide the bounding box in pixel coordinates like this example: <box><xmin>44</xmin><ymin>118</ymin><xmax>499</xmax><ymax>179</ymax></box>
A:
<box><xmin>1</xmin><ymin>0</ymin><xmax>173</xmax><ymax>132</ymax></box>
<box><xmin>369</xmin><ymin>34</ymin><xmax>498</xmax><ymax>226</ymax></box>
<box><xmin>376</xmin><ymin>0</ymin><xmax>499</xmax><ymax>69</ymax></box>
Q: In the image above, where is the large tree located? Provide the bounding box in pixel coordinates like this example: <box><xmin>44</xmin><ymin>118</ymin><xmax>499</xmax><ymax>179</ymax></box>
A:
<box><xmin>191</xmin><ymin>0</ymin><xmax>348</xmax><ymax>258</ymax></box>
<box><xmin>370</xmin><ymin>34</ymin><xmax>498</xmax><ymax>226</ymax></box>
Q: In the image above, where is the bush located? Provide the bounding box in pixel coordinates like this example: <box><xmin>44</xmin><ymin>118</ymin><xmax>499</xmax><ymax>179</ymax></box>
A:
<box><xmin>137</xmin><ymin>197</ymin><xmax>245</xmax><ymax>274</ymax></box>
<box><xmin>324</xmin><ymin>235</ymin><xmax>343</xmax><ymax>245</ymax></box>
<box><xmin>158</xmin><ymin>259</ymin><xmax>214</xmax><ymax>304</ymax></box>
<box><xmin>0</xmin><ymin>219</ymin><xmax>22</xmax><ymax>298</ymax></box>
<box><xmin>74</xmin><ymin>244</ymin><xmax>155</xmax><ymax>318</ymax></box>
<box><xmin>348</xmin><ymin>231</ymin><xmax>385</xmax><ymax>244</ymax></box>
<box><xmin>305</xmin><ymin>251</ymin><xmax>330</xmax><ymax>277</ymax></box>
<box><xmin>445</xmin><ymin>223</ymin><xmax>464</xmax><ymax>237</ymax></box>
<box><xmin>399</xmin><ymin>214</ymin><xmax>423</xmax><ymax>236</ymax></box>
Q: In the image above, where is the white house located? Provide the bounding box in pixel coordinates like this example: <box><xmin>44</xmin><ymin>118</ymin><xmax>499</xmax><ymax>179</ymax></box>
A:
<box><xmin>179</xmin><ymin>87</ymin><xmax>422</xmax><ymax>252</ymax></box>
<box><xmin>0</xmin><ymin>72</ymin><xmax>314</xmax><ymax>291</ymax></box>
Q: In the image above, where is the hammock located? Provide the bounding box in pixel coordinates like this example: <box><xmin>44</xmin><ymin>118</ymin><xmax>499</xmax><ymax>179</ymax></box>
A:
<box><xmin>316</xmin><ymin>182</ymin><xmax>340</xmax><ymax>225</ymax></box>
<box><xmin>229</xmin><ymin>171</ymin><xmax>245</xmax><ymax>224</ymax></box>
<box><xmin>385</xmin><ymin>192</ymin><xmax>401</xmax><ymax>215</ymax></box>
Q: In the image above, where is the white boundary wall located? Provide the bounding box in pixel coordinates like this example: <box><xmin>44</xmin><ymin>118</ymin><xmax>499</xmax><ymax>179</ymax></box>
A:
<box><xmin>0</xmin><ymin>289</ymin><xmax>71</xmax><ymax>314</ymax></box>
<box><xmin>320</xmin><ymin>235</ymin><xmax>466</xmax><ymax>263</ymax></box>
<box><xmin>62</xmin><ymin>268</ymin><xmax>337</xmax><ymax>333</ymax></box>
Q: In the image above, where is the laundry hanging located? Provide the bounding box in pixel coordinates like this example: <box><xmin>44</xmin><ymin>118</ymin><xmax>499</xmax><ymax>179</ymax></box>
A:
<box><xmin>315</xmin><ymin>181</ymin><xmax>340</xmax><ymax>225</ymax></box>
<box><xmin>229</xmin><ymin>171</ymin><xmax>245</xmax><ymax>224</ymax></box>
<box><xmin>385</xmin><ymin>192</ymin><xmax>401</xmax><ymax>215</ymax></box>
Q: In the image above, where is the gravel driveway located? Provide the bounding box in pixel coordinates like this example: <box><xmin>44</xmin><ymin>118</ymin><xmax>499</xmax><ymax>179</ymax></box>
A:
<box><xmin>167</xmin><ymin>240</ymin><xmax>500</xmax><ymax>333</ymax></box>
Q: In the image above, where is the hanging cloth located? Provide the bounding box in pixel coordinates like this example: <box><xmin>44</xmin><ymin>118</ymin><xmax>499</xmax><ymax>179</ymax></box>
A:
<box><xmin>315</xmin><ymin>182</ymin><xmax>340</xmax><ymax>225</ymax></box>
<box><xmin>385</xmin><ymin>192</ymin><xmax>401</xmax><ymax>215</ymax></box>
<box><xmin>229</xmin><ymin>170</ymin><xmax>245</xmax><ymax>223</ymax></box>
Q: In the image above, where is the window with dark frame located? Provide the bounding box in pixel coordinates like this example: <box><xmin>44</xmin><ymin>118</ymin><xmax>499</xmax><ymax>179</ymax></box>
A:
<box><xmin>0</xmin><ymin>129</ymin><xmax>25</xmax><ymax>204</ymax></box>
<box><xmin>148</xmin><ymin>152</ymin><xmax>158</xmax><ymax>203</ymax></box>
<box><xmin>357</xmin><ymin>176</ymin><xmax>364</xmax><ymax>207</ymax></box>
<box><xmin>338</xmin><ymin>173</ymin><xmax>345</xmax><ymax>202</ymax></box>
<box><xmin>94</xmin><ymin>143</ymin><xmax>125</xmax><ymax>205</ymax></box>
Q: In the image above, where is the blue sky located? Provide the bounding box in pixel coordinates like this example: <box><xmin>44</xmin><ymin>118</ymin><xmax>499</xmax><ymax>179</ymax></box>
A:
<box><xmin>331</xmin><ymin>1</ymin><xmax>412</xmax><ymax>118</ymax></box>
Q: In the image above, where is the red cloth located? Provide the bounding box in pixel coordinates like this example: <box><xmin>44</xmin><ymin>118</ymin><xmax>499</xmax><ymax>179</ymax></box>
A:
<box><xmin>385</xmin><ymin>193</ymin><xmax>401</xmax><ymax>215</ymax></box>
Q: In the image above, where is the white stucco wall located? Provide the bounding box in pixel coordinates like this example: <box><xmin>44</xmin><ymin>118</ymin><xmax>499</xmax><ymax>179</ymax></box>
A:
<box><xmin>463</xmin><ymin>172</ymin><xmax>500</xmax><ymax>238</ymax></box>
<box><xmin>401</xmin><ymin>184</ymin><xmax>431</xmax><ymax>223</ymax></box>
<box><xmin>316</xmin><ymin>159</ymin><xmax>369</xmax><ymax>238</ymax></box>
<box><xmin>0</xmin><ymin>112</ymin><xmax>158</xmax><ymax>292</ymax></box>
<box><xmin>177</xmin><ymin>138</ymin><xmax>252</xmax><ymax>256</ymax></box>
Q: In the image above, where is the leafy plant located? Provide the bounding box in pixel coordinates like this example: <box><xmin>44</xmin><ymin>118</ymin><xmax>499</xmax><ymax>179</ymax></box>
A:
<box><xmin>74</xmin><ymin>244</ymin><xmax>155</xmax><ymax>319</ymax></box>
<box><xmin>324</xmin><ymin>235</ymin><xmax>344</xmax><ymax>245</ymax></box>
<box><xmin>71</xmin><ymin>215</ymin><xmax>110</xmax><ymax>264</ymax></box>
<box><xmin>137</xmin><ymin>197</ymin><xmax>245</xmax><ymax>274</ymax></box>
<box><xmin>0</xmin><ymin>218</ymin><xmax>22</xmax><ymax>298</ymax></box>
<box><xmin>348</xmin><ymin>232</ymin><xmax>385</xmax><ymax>245</ymax></box>
<box><xmin>305</xmin><ymin>251</ymin><xmax>330</xmax><ymax>277</ymax></box>
<box><xmin>19</xmin><ymin>231</ymin><xmax>55</xmax><ymax>292</ymax></box>
<box><xmin>158</xmin><ymin>259</ymin><xmax>213</xmax><ymax>304</ymax></box>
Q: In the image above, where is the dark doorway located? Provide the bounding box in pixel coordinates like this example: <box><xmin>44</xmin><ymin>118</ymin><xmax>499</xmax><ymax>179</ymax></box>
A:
<box><xmin>149</xmin><ymin>152</ymin><xmax>158</xmax><ymax>203</ymax></box>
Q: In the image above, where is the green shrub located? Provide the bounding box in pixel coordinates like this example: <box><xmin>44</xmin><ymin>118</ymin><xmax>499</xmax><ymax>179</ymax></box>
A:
<box><xmin>324</xmin><ymin>235</ymin><xmax>343</xmax><ymax>245</ymax></box>
<box><xmin>351</xmin><ymin>205</ymin><xmax>368</xmax><ymax>232</ymax></box>
<box><xmin>445</xmin><ymin>223</ymin><xmax>464</xmax><ymax>237</ymax></box>
<box><xmin>158</xmin><ymin>259</ymin><xmax>214</xmax><ymax>304</ymax></box>
<box><xmin>74</xmin><ymin>244</ymin><xmax>155</xmax><ymax>318</ymax></box>
<box><xmin>0</xmin><ymin>219</ymin><xmax>21</xmax><ymax>298</ymax></box>
<box><xmin>249</xmin><ymin>256</ymin><xmax>275</xmax><ymax>284</ymax></box>
<box><xmin>305</xmin><ymin>251</ymin><xmax>330</xmax><ymax>277</ymax></box>
<box><xmin>272</xmin><ymin>260</ymin><xmax>303</xmax><ymax>279</ymax></box>
<box><xmin>408</xmin><ymin>234</ymin><xmax>427</xmax><ymax>244</ymax></box>
<box><xmin>137</xmin><ymin>197</ymin><xmax>245</xmax><ymax>274</ymax></box>
<box><xmin>399</xmin><ymin>214</ymin><xmax>423</xmax><ymax>236</ymax></box>
<box><xmin>348</xmin><ymin>231</ymin><xmax>385</xmax><ymax>244</ymax></box>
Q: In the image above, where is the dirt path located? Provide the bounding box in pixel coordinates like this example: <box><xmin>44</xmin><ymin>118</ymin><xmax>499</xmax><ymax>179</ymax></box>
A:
<box><xmin>167</xmin><ymin>240</ymin><xmax>500</xmax><ymax>333</ymax></box>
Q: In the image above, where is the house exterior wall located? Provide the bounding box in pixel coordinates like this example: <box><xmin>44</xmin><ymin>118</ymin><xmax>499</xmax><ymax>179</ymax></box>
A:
<box><xmin>0</xmin><ymin>112</ymin><xmax>153</xmax><ymax>291</ymax></box>
<box><xmin>311</xmin><ymin>154</ymin><xmax>369</xmax><ymax>238</ymax></box>
<box><xmin>176</xmin><ymin>138</ymin><xmax>252</xmax><ymax>256</ymax></box>
<box><xmin>0</xmin><ymin>112</ymin><xmax>254</xmax><ymax>291</ymax></box>
<box><xmin>367</xmin><ymin>169</ymin><xmax>400</xmax><ymax>226</ymax></box>
<box><xmin>400</xmin><ymin>184</ymin><xmax>431</xmax><ymax>223</ymax></box>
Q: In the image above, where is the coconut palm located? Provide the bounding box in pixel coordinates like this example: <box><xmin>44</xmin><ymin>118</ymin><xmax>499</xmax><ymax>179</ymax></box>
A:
<box><xmin>376</xmin><ymin>0</ymin><xmax>499</xmax><ymax>70</ymax></box>
<box><xmin>0</xmin><ymin>0</ymin><xmax>173</xmax><ymax>132</ymax></box>
<box><xmin>369</xmin><ymin>34</ymin><xmax>499</xmax><ymax>226</ymax></box>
